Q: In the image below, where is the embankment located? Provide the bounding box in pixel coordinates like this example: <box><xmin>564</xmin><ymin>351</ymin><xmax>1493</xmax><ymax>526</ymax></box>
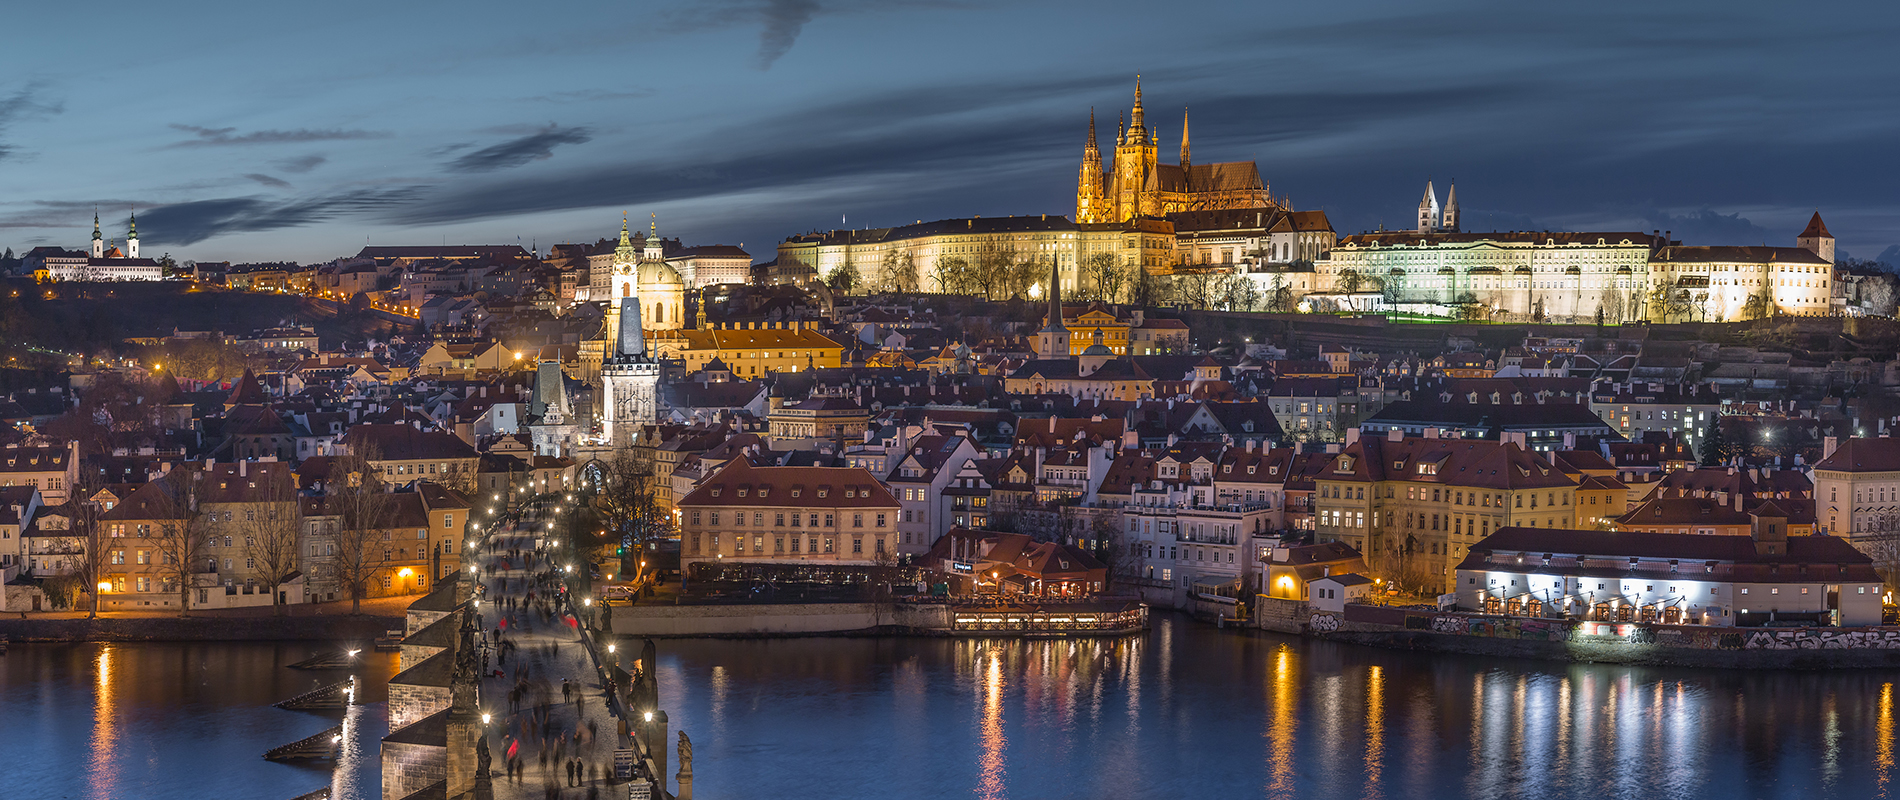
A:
<box><xmin>0</xmin><ymin>614</ymin><xmax>402</xmax><ymax>643</ymax></box>
<box><xmin>609</xmin><ymin>602</ymin><xmax>947</xmax><ymax>637</ymax></box>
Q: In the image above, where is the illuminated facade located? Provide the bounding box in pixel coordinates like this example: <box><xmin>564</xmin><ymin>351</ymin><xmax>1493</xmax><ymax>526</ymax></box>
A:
<box><xmin>1075</xmin><ymin>79</ymin><xmax>1274</xmax><ymax>223</ymax></box>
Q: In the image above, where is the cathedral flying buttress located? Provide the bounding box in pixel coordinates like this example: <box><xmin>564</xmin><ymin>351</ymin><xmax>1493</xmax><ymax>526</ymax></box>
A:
<box><xmin>1075</xmin><ymin>77</ymin><xmax>1276</xmax><ymax>224</ymax></box>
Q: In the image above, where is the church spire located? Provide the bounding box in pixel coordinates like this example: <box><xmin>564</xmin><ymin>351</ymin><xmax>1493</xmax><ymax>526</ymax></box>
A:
<box><xmin>92</xmin><ymin>209</ymin><xmax>101</xmax><ymax>241</ymax></box>
<box><xmin>619</xmin><ymin>212</ymin><xmax>632</xmax><ymax>248</ymax></box>
<box><xmin>1086</xmin><ymin>107</ymin><xmax>1097</xmax><ymax>151</ymax></box>
<box><xmin>644</xmin><ymin>213</ymin><xmax>663</xmax><ymax>261</ymax></box>
<box><xmin>1128</xmin><ymin>75</ymin><xmax>1147</xmax><ymax>144</ymax></box>
<box><xmin>91</xmin><ymin>209</ymin><xmax>104</xmax><ymax>259</ymax></box>
<box><xmin>1041</xmin><ymin>256</ymin><xmax>1065</xmax><ymax>334</ymax></box>
<box><xmin>617</xmin><ymin>287</ymin><xmax>646</xmax><ymax>359</ymax></box>
<box><xmin>1179</xmin><ymin>107</ymin><xmax>1191</xmax><ymax>166</ymax></box>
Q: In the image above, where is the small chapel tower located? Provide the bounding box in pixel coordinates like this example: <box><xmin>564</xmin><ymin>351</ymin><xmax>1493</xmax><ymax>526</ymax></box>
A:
<box><xmin>1417</xmin><ymin>181</ymin><xmax>1441</xmax><ymax>233</ymax></box>
<box><xmin>1036</xmin><ymin>257</ymin><xmax>1071</xmax><ymax>360</ymax></box>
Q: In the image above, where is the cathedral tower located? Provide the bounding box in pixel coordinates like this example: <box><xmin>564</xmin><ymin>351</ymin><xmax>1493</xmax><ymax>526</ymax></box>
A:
<box><xmin>1179</xmin><ymin>108</ymin><xmax>1191</xmax><ymax>188</ymax></box>
<box><xmin>1417</xmin><ymin>181</ymin><xmax>1441</xmax><ymax>233</ymax></box>
<box><xmin>1114</xmin><ymin>77</ymin><xmax>1158</xmax><ymax>221</ymax></box>
<box><xmin>1075</xmin><ymin>109</ymin><xmax>1105</xmax><ymax>223</ymax></box>
<box><xmin>127</xmin><ymin>208</ymin><xmax>139</xmax><ymax>259</ymax></box>
<box><xmin>1441</xmin><ymin>183</ymin><xmax>1458</xmax><ymax>233</ymax></box>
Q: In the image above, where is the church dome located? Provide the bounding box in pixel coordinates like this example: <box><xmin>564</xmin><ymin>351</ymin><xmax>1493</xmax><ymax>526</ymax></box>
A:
<box><xmin>637</xmin><ymin>259</ymin><xmax>683</xmax><ymax>289</ymax></box>
<box><xmin>1083</xmin><ymin>341</ymin><xmax>1115</xmax><ymax>357</ymax></box>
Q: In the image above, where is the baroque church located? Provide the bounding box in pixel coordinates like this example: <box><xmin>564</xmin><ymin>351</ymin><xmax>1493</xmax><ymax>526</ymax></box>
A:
<box><xmin>1075</xmin><ymin>79</ymin><xmax>1274</xmax><ymax>224</ymax></box>
<box><xmin>577</xmin><ymin>215</ymin><xmax>687</xmax><ymax>385</ymax></box>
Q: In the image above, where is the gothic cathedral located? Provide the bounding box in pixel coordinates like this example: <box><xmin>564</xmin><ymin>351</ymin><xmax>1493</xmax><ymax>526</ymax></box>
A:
<box><xmin>1075</xmin><ymin>78</ymin><xmax>1274</xmax><ymax>223</ymax></box>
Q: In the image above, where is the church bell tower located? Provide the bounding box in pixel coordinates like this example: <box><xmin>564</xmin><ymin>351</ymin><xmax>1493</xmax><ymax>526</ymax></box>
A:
<box><xmin>600</xmin><ymin>284</ymin><xmax>662</xmax><ymax>449</ymax></box>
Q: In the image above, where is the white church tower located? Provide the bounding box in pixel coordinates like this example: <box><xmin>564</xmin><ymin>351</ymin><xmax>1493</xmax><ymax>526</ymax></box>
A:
<box><xmin>600</xmin><ymin>280</ymin><xmax>662</xmax><ymax>449</ymax></box>
<box><xmin>1441</xmin><ymin>182</ymin><xmax>1458</xmax><ymax>233</ymax></box>
<box><xmin>127</xmin><ymin>208</ymin><xmax>139</xmax><ymax>258</ymax></box>
<box><xmin>1417</xmin><ymin>181</ymin><xmax>1441</xmax><ymax>233</ymax></box>
<box><xmin>91</xmin><ymin>210</ymin><xmax>104</xmax><ymax>258</ymax></box>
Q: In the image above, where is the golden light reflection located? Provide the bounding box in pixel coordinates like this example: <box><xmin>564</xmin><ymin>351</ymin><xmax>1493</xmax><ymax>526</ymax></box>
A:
<box><xmin>1266</xmin><ymin>647</ymin><xmax>1297</xmax><ymax>799</ymax></box>
<box><xmin>1878</xmin><ymin>682</ymin><xmax>1894</xmax><ymax>794</ymax></box>
<box><xmin>1363</xmin><ymin>665</ymin><xmax>1385</xmax><ymax>799</ymax></box>
<box><xmin>89</xmin><ymin>645</ymin><xmax>119</xmax><ymax>800</ymax></box>
<box><xmin>977</xmin><ymin>652</ymin><xmax>1007</xmax><ymax>800</ymax></box>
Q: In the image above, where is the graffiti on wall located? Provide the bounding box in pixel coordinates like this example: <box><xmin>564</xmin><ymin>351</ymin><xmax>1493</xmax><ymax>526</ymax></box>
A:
<box><xmin>1743</xmin><ymin>629</ymin><xmax>1900</xmax><ymax>650</ymax></box>
<box><xmin>1426</xmin><ymin>614</ymin><xmax>1570</xmax><ymax>642</ymax></box>
<box><xmin>1308</xmin><ymin>612</ymin><xmax>1340</xmax><ymax>632</ymax></box>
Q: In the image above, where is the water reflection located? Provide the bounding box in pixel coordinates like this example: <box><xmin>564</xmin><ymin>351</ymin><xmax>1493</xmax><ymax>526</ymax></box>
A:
<box><xmin>655</xmin><ymin>614</ymin><xmax>1900</xmax><ymax>800</ymax></box>
<box><xmin>1</xmin><ymin>641</ymin><xmax>396</xmax><ymax>800</ymax></box>
<box><xmin>977</xmin><ymin>651</ymin><xmax>1006</xmax><ymax>800</ymax></box>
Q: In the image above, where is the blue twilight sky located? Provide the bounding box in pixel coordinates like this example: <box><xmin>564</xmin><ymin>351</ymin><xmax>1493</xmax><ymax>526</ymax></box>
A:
<box><xmin>2</xmin><ymin>0</ymin><xmax>1898</xmax><ymax>266</ymax></box>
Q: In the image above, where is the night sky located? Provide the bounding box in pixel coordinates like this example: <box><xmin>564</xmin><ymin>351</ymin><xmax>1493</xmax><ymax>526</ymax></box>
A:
<box><xmin>3</xmin><ymin>0</ymin><xmax>1897</xmax><ymax>265</ymax></box>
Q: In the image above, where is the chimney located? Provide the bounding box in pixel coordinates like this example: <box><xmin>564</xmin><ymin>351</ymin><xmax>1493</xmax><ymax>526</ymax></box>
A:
<box><xmin>1562</xmin><ymin>431</ymin><xmax>1575</xmax><ymax>450</ymax></box>
<box><xmin>1388</xmin><ymin>427</ymin><xmax>1404</xmax><ymax>442</ymax></box>
<box><xmin>1823</xmin><ymin>436</ymin><xmax>1839</xmax><ymax>460</ymax></box>
<box><xmin>1344</xmin><ymin>428</ymin><xmax>1360</xmax><ymax>446</ymax></box>
<box><xmin>1424</xmin><ymin>427</ymin><xmax>1440</xmax><ymax>439</ymax></box>
<box><xmin>239</xmin><ymin>460</ymin><xmax>247</xmax><ymax>478</ymax></box>
<box><xmin>1734</xmin><ymin>489</ymin><xmax>1743</xmax><ymax>512</ymax></box>
<box><xmin>1246</xmin><ymin>439</ymin><xmax>1256</xmax><ymax>453</ymax></box>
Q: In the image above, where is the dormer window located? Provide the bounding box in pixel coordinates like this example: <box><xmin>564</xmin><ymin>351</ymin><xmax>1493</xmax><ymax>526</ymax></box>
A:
<box><xmin>737</xmin><ymin>488</ymin><xmax>748</xmax><ymax>498</ymax></box>
<box><xmin>758</xmin><ymin>487</ymin><xmax>770</xmax><ymax>498</ymax></box>
<box><xmin>1268</xmin><ymin>466</ymin><xmax>1278</xmax><ymax>475</ymax></box>
<box><xmin>1247</xmin><ymin>466</ymin><xmax>1256</xmax><ymax>474</ymax></box>
<box><xmin>818</xmin><ymin>489</ymin><xmax>828</xmax><ymax>498</ymax></box>
<box><xmin>791</xmin><ymin>489</ymin><xmax>801</xmax><ymax>498</ymax></box>
<box><xmin>1417</xmin><ymin>463</ymin><xmax>1437</xmax><ymax>476</ymax></box>
<box><xmin>845</xmin><ymin>489</ymin><xmax>856</xmax><ymax>498</ymax></box>
<box><xmin>711</xmin><ymin>488</ymin><xmax>722</xmax><ymax>498</ymax></box>
<box><xmin>1336</xmin><ymin>456</ymin><xmax>1354</xmax><ymax>473</ymax></box>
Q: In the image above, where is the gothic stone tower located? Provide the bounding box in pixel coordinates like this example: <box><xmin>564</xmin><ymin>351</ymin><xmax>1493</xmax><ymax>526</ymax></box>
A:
<box><xmin>601</xmin><ymin>282</ymin><xmax>661</xmax><ymax>449</ymax></box>
<box><xmin>1075</xmin><ymin>109</ymin><xmax>1106</xmax><ymax>223</ymax></box>
<box><xmin>1114</xmin><ymin>78</ymin><xmax>1159</xmax><ymax>220</ymax></box>
<box><xmin>1036</xmin><ymin>256</ymin><xmax>1072</xmax><ymax>360</ymax></box>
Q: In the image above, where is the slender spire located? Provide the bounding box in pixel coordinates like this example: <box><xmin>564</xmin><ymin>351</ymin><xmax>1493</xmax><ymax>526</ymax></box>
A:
<box><xmin>1179</xmin><ymin>107</ymin><xmax>1191</xmax><ymax>166</ymax></box>
<box><xmin>1086</xmin><ymin>107</ymin><xmax>1097</xmax><ymax>151</ymax></box>
<box><xmin>619</xmin><ymin>212</ymin><xmax>631</xmax><ymax>247</ymax></box>
<box><xmin>1128</xmin><ymin>76</ymin><xmax>1147</xmax><ymax>144</ymax></box>
<box><xmin>128</xmin><ymin>207</ymin><xmax>137</xmax><ymax>240</ymax></box>
<box><xmin>618</xmin><ymin>286</ymin><xmax>646</xmax><ymax>359</ymax></box>
<box><xmin>92</xmin><ymin>209</ymin><xmax>101</xmax><ymax>241</ymax></box>
<box><xmin>1042</xmin><ymin>256</ymin><xmax>1066</xmax><ymax>334</ymax></box>
<box><xmin>649</xmin><ymin>212</ymin><xmax>658</xmax><ymax>241</ymax></box>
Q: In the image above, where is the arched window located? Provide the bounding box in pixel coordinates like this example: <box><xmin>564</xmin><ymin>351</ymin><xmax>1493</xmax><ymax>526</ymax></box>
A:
<box><xmin>654</xmin><ymin>303</ymin><xmax>664</xmax><ymax>324</ymax></box>
<box><xmin>621</xmin><ymin>283</ymin><xmax>630</xmax><ymax>297</ymax></box>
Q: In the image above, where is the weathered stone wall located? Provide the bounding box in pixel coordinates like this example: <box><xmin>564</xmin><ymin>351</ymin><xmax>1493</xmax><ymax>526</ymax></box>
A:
<box><xmin>0</xmin><ymin>614</ymin><xmax>399</xmax><ymax>642</ymax></box>
<box><xmin>381</xmin><ymin>740</ymin><xmax>445</xmax><ymax>800</ymax></box>
<box><xmin>400</xmin><ymin>643</ymin><xmax>445</xmax><ymax>671</ymax></box>
<box><xmin>388</xmin><ymin>683</ymin><xmax>450</xmax><ymax>731</ymax></box>
<box><xmin>1253</xmin><ymin>596</ymin><xmax>1309</xmax><ymax>634</ymax></box>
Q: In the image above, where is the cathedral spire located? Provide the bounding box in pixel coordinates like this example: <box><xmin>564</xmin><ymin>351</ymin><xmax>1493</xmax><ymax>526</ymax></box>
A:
<box><xmin>1086</xmin><ymin>107</ymin><xmax>1097</xmax><ymax>151</ymax></box>
<box><xmin>1128</xmin><ymin>76</ymin><xmax>1147</xmax><ymax>144</ymax></box>
<box><xmin>1042</xmin><ymin>256</ymin><xmax>1065</xmax><ymax>334</ymax></box>
<box><xmin>1179</xmin><ymin>107</ymin><xmax>1191</xmax><ymax>166</ymax></box>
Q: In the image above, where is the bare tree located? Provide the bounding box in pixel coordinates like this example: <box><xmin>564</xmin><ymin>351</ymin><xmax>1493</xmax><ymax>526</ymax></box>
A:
<box><xmin>973</xmin><ymin>241</ymin><xmax>1018</xmax><ymax>300</ymax></box>
<box><xmin>148</xmin><ymin>469</ymin><xmax>214</xmax><ymax>617</ymax></box>
<box><xmin>596</xmin><ymin>449</ymin><xmax>674</xmax><ymax>580</ymax></box>
<box><xmin>240</xmin><ymin>467</ymin><xmax>304</xmax><ymax>615</ymax></box>
<box><xmin>931</xmin><ymin>256</ymin><xmax>970</xmax><ymax>295</ymax></box>
<box><xmin>1082</xmin><ymin>253</ymin><xmax>1123</xmax><ymax>304</ymax></box>
<box><xmin>331</xmin><ymin>446</ymin><xmax>395</xmax><ymax>614</ymax></box>
<box><xmin>877</xmin><ymin>250</ymin><xmax>920</xmax><ymax>294</ymax></box>
<box><xmin>69</xmin><ymin>460</ymin><xmax>109</xmax><ymax>618</ymax></box>
<box><xmin>1853</xmin><ymin>511</ymin><xmax>1900</xmax><ymax>594</ymax></box>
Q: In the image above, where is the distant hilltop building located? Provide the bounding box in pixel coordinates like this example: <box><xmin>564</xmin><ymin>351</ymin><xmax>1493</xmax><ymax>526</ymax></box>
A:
<box><xmin>28</xmin><ymin>210</ymin><xmax>165</xmax><ymax>281</ymax></box>
<box><xmin>1313</xmin><ymin>185</ymin><xmax>1840</xmax><ymax>323</ymax></box>
<box><xmin>1075</xmin><ymin>78</ymin><xmax>1276</xmax><ymax>224</ymax></box>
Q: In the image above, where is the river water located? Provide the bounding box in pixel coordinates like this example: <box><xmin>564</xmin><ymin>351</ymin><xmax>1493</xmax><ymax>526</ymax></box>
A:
<box><xmin>5</xmin><ymin>614</ymin><xmax>1900</xmax><ymax>799</ymax></box>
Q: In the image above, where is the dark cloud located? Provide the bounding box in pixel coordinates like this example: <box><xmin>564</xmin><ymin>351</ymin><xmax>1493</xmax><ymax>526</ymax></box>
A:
<box><xmin>1633</xmin><ymin>207</ymin><xmax>1772</xmax><ymax>246</ymax></box>
<box><xmin>0</xmin><ymin>83</ymin><xmax>64</xmax><ymax>162</ymax></box>
<box><xmin>756</xmin><ymin>0</ymin><xmax>820</xmax><ymax>69</ymax></box>
<box><xmin>166</xmin><ymin>124</ymin><xmax>387</xmax><ymax>147</ymax></box>
<box><xmin>527</xmin><ymin>89</ymin><xmax>655</xmax><ymax>103</ymax></box>
<box><xmin>138</xmin><ymin>188</ymin><xmax>421</xmax><ymax>245</ymax></box>
<box><xmin>274</xmin><ymin>154</ymin><xmax>327</xmax><ymax>173</ymax></box>
<box><xmin>243</xmin><ymin>173</ymin><xmax>292</xmax><ymax>189</ymax></box>
<box><xmin>447</xmin><ymin>125</ymin><xmax>592</xmax><ymax>173</ymax></box>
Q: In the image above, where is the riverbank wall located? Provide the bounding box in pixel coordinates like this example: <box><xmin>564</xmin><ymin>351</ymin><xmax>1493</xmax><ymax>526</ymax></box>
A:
<box><xmin>0</xmin><ymin>614</ymin><xmax>402</xmax><ymax>643</ymax></box>
<box><xmin>1266</xmin><ymin>600</ymin><xmax>1900</xmax><ymax>669</ymax></box>
<box><xmin>608</xmin><ymin>602</ymin><xmax>1147</xmax><ymax>638</ymax></box>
